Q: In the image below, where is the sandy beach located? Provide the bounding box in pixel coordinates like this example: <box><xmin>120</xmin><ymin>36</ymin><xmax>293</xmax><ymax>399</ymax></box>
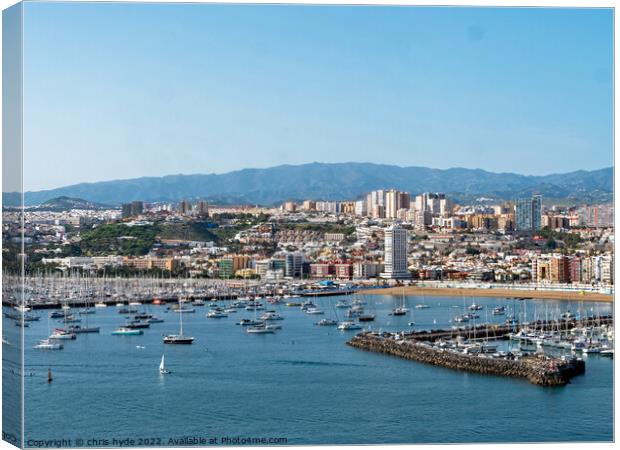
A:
<box><xmin>358</xmin><ymin>286</ymin><xmax>614</xmax><ymax>302</ymax></box>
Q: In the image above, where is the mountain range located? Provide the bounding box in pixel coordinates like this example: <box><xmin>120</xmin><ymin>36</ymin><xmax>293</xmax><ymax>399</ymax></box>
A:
<box><xmin>4</xmin><ymin>162</ymin><xmax>613</xmax><ymax>207</ymax></box>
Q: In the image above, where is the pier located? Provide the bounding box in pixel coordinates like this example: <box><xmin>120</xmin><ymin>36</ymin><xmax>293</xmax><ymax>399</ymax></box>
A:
<box><xmin>347</xmin><ymin>332</ymin><xmax>586</xmax><ymax>386</ymax></box>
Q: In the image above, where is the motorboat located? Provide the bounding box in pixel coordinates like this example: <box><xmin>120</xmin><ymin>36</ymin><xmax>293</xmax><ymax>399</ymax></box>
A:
<box><xmin>49</xmin><ymin>329</ymin><xmax>76</xmax><ymax>340</ymax></box>
<box><xmin>338</xmin><ymin>321</ymin><xmax>363</xmax><ymax>330</ymax></box>
<box><xmin>68</xmin><ymin>325</ymin><xmax>100</xmax><ymax>334</ymax></box>
<box><xmin>33</xmin><ymin>339</ymin><xmax>63</xmax><ymax>350</ymax></box>
<box><xmin>358</xmin><ymin>314</ymin><xmax>376</xmax><ymax>322</ymax></box>
<box><xmin>315</xmin><ymin>318</ymin><xmax>338</xmax><ymax>326</ymax></box>
<box><xmin>492</xmin><ymin>306</ymin><xmax>506</xmax><ymax>315</ymax></box>
<box><xmin>207</xmin><ymin>310</ymin><xmax>228</xmax><ymax>318</ymax></box>
<box><xmin>305</xmin><ymin>308</ymin><xmax>324</xmax><ymax>315</ymax></box>
<box><xmin>246</xmin><ymin>325</ymin><xmax>275</xmax><ymax>334</ymax></box>
<box><xmin>260</xmin><ymin>312</ymin><xmax>284</xmax><ymax>321</ymax></box>
<box><xmin>468</xmin><ymin>303</ymin><xmax>483</xmax><ymax>311</ymax></box>
<box><xmin>112</xmin><ymin>327</ymin><xmax>143</xmax><ymax>336</ymax></box>
<box><xmin>415</xmin><ymin>304</ymin><xmax>430</xmax><ymax>309</ymax></box>
<box><xmin>237</xmin><ymin>319</ymin><xmax>262</xmax><ymax>326</ymax></box>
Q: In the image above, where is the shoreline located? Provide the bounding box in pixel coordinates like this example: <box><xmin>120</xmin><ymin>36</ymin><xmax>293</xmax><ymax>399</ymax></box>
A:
<box><xmin>358</xmin><ymin>286</ymin><xmax>614</xmax><ymax>302</ymax></box>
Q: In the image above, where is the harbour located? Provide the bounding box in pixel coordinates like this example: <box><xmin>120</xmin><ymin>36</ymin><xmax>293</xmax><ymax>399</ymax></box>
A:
<box><xmin>3</xmin><ymin>292</ymin><xmax>613</xmax><ymax>444</ymax></box>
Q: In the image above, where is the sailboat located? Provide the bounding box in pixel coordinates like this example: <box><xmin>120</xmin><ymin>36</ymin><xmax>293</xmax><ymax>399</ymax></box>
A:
<box><xmin>391</xmin><ymin>288</ymin><xmax>409</xmax><ymax>316</ymax></box>
<box><xmin>159</xmin><ymin>354</ymin><xmax>171</xmax><ymax>374</ymax></box>
<box><xmin>163</xmin><ymin>299</ymin><xmax>195</xmax><ymax>344</ymax></box>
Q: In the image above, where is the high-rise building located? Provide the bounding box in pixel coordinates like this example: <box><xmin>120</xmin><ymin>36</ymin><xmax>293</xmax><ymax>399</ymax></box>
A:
<box><xmin>284</xmin><ymin>252</ymin><xmax>304</xmax><ymax>278</ymax></box>
<box><xmin>121</xmin><ymin>203</ymin><xmax>133</xmax><ymax>219</ymax></box>
<box><xmin>384</xmin><ymin>190</ymin><xmax>411</xmax><ymax>219</ymax></box>
<box><xmin>380</xmin><ymin>226</ymin><xmax>410</xmax><ymax>279</ymax></box>
<box><xmin>196</xmin><ymin>200</ymin><xmax>209</xmax><ymax>217</ymax></box>
<box><xmin>515</xmin><ymin>195</ymin><xmax>542</xmax><ymax>232</ymax></box>
<box><xmin>178</xmin><ymin>200</ymin><xmax>192</xmax><ymax>215</ymax></box>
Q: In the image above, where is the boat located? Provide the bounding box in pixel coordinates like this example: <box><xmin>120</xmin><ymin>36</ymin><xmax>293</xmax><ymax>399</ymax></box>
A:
<box><xmin>286</xmin><ymin>302</ymin><xmax>302</xmax><ymax>307</ymax></box>
<box><xmin>163</xmin><ymin>300</ymin><xmax>195</xmax><ymax>344</ymax></box>
<box><xmin>94</xmin><ymin>302</ymin><xmax>107</xmax><ymax>308</ymax></box>
<box><xmin>172</xmin><ymin>307</ymin><xmax>196</xmax><ymax>314</ymax></box>
<box><xmin>358</xmin><ymin>314</ymin><xmax>376</xmax><ymax>322</ymax></box>
<box><xmin>600</xmin><ymin>348</ymin><xmax>614</xmax><ymax>357</ymax></box>
<box><xmin>159</xmin><ymin>354</ymin><xmax>171</xmax><ymax>374</ymax></box>
<box><xmin>246</xmin><ymin>325</ymin><xmax>275</xmax><ymax>334</ymax></box>
<box><xmin>68</xmin><ymin>325</ymin><xmax>100</xmax><ymax>334</ymax></box>
<box><xmin>207</xmin><ymin>310</ymin><xmax>228</xmax><ymax>318</ymax></box>
<box><xmin>315</xmin><ymin>318</ymin><xmax>339</xmax><ymax>326</ymax></box>
<box><xmin>492</xmin><ymin>306</ymin><xmax>506</xmax><ymax>315</ymax></box>
<box><xmin>337</xmin><ymin>321</ymin><xmax>362</xmax><ymax>330</ymax></box>
<box><xmin>237</xmin><ymin>319</ymin><xmax>262</xmax><ymax>326</ymax></box>
<box><xmin>224</xmin><ymin>308</ymin><xmax>237</xmax><ymax>313</ymax></box>
<box><xmin>78</xmin><ymin>308</ymin><xmax>95</xmax><ymax>315</ymax></box>
<box><xmin>147</xmin><ymin>317</ymin><xmax>165</xmax><ymax>324</ymax></box>
<box><xmin>468</xmin><ymin>303</ymin><xmax>483</xmax><ymax>311</ymax></box>
<box><xmin>49</xmin><ymin>329</ymin><xmax>77</xmax><ymax>340</ymax></box>
<box><xmin>415</xmin><ymin>304</ymin><xmax>430</xmax><ymax>309</ymax></box>
<box><xmin>126</xmin><ymin>321</ymin><xmax>150</xmax><ymax>329</ymax></box>
<box><xmin>391</xmin><ymin>307</ymin><xmax>408</xmax><ymax>316</ymax></box>
<box><xmin>129</xmin><ymin>301</ymin><xmax>142</xmax><ymax>306</ymax></box>
<box><xmin>305</xmin><ymin>308</ymin><xmax>325</xmax><ymax>315</ymax></box>
<box><xmin>33</xmin><ymin>339</ymin><xmax>63</xmax><ymax>350</ymax></box>
<box><xmin>192</xmin><ymin>299</ymin><xmax>205</xmax><ymax>306</ymax></box>
<box><xmin>49</xmin><ymin>311</ymin><xmax>65</xmax><ymax>319</ymax></box>
<box><xmin>335</xmin><ymin>300</ymin><xmax>351</xmax><ymax>309</ymax></box>
<box><xmin>112</xmin><ymin>327</ymin><xmax>143</xmax><ymax>336</ymax></box>
<box><xmin>260</xmin><ymin>312</ymin><xmax>284</xmax><ymax>321</ymax></box>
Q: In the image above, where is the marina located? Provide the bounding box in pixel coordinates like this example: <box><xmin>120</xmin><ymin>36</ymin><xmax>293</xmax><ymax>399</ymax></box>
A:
<box><xmin>3</xmin><ymin>292</ymin><xmax>613</xmax><ymax>444</ymax></box>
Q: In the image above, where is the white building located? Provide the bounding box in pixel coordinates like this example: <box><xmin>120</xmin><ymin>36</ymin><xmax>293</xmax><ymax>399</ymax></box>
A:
<box><xmin>380</xmin><ymin>226</ymin><xmax>410</xmax><ymax>279</ymax></box>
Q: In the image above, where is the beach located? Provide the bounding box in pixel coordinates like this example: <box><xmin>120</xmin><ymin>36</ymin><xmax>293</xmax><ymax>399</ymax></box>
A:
<box><xmin>359</xmin><ymin>286</ymin><xmax>614</xmax><ymax>302</ymax></box>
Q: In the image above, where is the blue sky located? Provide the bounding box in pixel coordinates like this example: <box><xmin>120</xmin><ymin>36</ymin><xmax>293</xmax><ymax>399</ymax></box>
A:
<box><xmin>21</xmin><ymin>3</ymin><xmax>613</xmax><ymax>191</ymax></box>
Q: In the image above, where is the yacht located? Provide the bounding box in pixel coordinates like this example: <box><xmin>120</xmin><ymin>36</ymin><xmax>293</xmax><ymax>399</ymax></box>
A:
<box><xmin>305</xmin><ymin>308</ymin><xmax>324</xmax><ymax>315</ymax></box>
<box><xmin>246</xmin><ymin>325</ymin><xmax>275</xmax><ymax>334</ymax></box>
<box><xmin>237</xmin><ymin>319</ymin><xmax>262</xmax><ymax>326</ymax></box>
<box><xmin>33</xmin><ymin>339</ymin><xmax>63</xmax><ymax>350</ymax></box>
<box><xmin>315</xmin><ymin>318</ymin><xmax>338</xmax><ymax>326</ymax></box>
<box><xmin>260</xmin><ymin>311</ymin><xmax>284</xmax><ymax>321</ymax></box>
<box><xmin>358</xmin><ymin>314</ymin><xmax>376</xmax><ymax>322</ymax></box>
<box><xmin>112</xmin><ymin>327</ymin><xmax>144</xmax><ymax>336</ymax></box>
<box><xmin>335</xmin><ymin>300</ymin><xmax>351</xmax><ymax>309</ymax></box>
<box><xmin>207</xmin><ymin>310</ymin><xmax>228</xmax><ymax>318</ymax></box>
<box><xmin>68</xmin><ymin>325</ymin><xmax>100</xmax><ymax>334</ymax></box>
<box><xmin>492</xmin><ymin>306</ymin><xmax>506</xmax><ymax>315</ymax></box>
<box><xmin>391</xmin><ymin>307</ymin><xmax>408</xmax><ymax>316</ymax></box>
<box><xmin>338</xmin><ymin>321</ymin><xmax>363</xmax><ymax>330</ymax></box>
<box><xmin>49</xmin><ymin>329</ymin><xmax>77</xmax><ymax>340</ymax></box>
<box><xmin>164</xmin><ymin>301</ymin><xmax>195</xmax><ymax>344</ymax></box>
<box><xmin>469</xmin><ymin>303</ymin><xmax>483</xmax><ymax>311</ymax></box>
<box><xmin>163</xmin><ymin>334</ymin><xmax>195</xmax><ymax>344</ymax></box>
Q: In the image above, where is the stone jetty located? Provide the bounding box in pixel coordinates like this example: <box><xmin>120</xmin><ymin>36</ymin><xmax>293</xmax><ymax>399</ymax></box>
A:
<box><xmin>347</xmin><ymin>332</ymin><xmax>585</xmax><ymax>386</ymax></box>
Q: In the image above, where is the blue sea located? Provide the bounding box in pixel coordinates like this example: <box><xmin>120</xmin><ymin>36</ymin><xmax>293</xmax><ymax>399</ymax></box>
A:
<box><xmin>3</xmin><ymin>294</ymin><xmax>614</xmax><ymax>446</ymax></box>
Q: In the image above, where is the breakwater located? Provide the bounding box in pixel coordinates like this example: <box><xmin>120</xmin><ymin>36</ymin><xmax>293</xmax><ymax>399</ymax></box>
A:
<box><xmin>347</xmin><ymin>332</ymin><xmax>585</xmax><ymax>386</ymax></box>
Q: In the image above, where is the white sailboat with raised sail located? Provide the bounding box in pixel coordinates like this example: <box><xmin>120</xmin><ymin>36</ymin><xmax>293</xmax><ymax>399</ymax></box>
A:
<box><xmin>159</xmin><ymin>354</ymin><xmax>171</xmax><ymax>374</ymax></box>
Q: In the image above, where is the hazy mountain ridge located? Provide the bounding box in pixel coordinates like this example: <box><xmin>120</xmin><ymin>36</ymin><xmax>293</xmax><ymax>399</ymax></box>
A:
<box><xmin>4</xmin><ymin>163</ymin><xmax>613</xmax><ymax>207</ymax></box>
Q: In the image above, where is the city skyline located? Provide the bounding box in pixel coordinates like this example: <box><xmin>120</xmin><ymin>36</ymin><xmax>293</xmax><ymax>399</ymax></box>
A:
<box><xmin>18</xmin><ymin>3</ymin><xmax>614</xmax><ymax>191</ymax></box>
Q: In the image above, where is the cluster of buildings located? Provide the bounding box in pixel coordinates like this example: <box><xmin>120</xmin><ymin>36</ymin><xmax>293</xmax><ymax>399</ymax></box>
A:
<box><xmin>6</xmin><ymin>190</ymin><xmax>614</xmax><ymax>288</ymax></box>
